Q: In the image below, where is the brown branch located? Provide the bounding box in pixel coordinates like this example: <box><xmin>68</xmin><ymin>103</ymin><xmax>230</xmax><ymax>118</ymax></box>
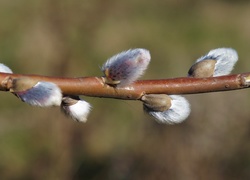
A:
<box><xmin>0</xmin><ymin>72</ymin><xmax>250</xmax><ymax>100</ymax></box>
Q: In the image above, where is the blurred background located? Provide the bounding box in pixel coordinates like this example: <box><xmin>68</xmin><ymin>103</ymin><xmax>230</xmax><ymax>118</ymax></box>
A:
<box><xmin>0</xmin><ymin>0</ymin><xmax>250</xmax><ymax>179</ymax></box>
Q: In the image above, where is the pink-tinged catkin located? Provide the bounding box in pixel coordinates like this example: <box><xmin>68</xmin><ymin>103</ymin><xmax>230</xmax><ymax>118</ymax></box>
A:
<box><xmin>102</xmin><ymin>48</ymin><xmax>151</xmax><ymax>87</ymax></box>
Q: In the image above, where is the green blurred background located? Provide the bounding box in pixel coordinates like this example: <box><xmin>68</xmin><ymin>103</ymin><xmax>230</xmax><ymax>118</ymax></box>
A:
<box><xmin>0</xmin><ymin>0</ymin><xmax>250</xmax><ymax>179</ymax></box>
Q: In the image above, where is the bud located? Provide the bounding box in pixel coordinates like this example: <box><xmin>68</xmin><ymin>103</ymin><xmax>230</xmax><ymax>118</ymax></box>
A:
<box><xmin>0</xmin><ymin>63</ymin><xmax>12</xmax><ymax>73</ymax></box>
<box><xmin>141</xmin><ymin>94</ymin><xmax>172</xmax><ymax>112</ymax></box>
<box><xmin>10</xmin><ymin>78</ymin><xmax>62</xmax><ymax>107</ymax></box>
<box><xmin>188</xmin><ymin>59</ymin><xmax>216</xmax><ymax>78</ymax></box>
<box><xmin>188</xmin><ymin>48</ymin><xmax>238</xmax><ymax>77</ymax></box>
<box><xmin>142</xmin><ymin>94</ymin><xmax>190</xmax><ymax>124</ymax></box>
<box><xmin>102</xmin><ymin>48</ymin><xmax>151</xmax><ymax>87</ymax></box>
<box><xmin>61</xmin><ymin>96</ymin><xmax>91</xmax><ymax>122</ymax></box>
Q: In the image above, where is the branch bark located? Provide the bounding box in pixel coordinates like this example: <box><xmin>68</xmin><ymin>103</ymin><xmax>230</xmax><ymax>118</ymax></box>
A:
<box><xmin>0</xmin><ymin>72</ymin><xmax>250</xmax><ymax>100</ymax></box>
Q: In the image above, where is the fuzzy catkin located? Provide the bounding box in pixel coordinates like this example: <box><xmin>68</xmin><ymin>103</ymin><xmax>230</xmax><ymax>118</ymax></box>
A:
<box><xmin>102</xmin><ymin>48</ymin><xmax>151</xmax><ymax>87</ymax></box>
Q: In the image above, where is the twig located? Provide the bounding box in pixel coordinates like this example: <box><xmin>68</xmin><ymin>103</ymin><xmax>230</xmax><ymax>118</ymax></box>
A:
<box><xmin>0</xmin><ymin>72</ymin><xmax>250</xmax><ymax>100</ymax></box>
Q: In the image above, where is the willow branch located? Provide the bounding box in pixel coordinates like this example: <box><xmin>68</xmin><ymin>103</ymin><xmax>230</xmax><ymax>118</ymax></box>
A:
<box><xmin>0</xmin><ymin>72</ymin><xmax>250</xmax><ymax>100</ymax></box>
